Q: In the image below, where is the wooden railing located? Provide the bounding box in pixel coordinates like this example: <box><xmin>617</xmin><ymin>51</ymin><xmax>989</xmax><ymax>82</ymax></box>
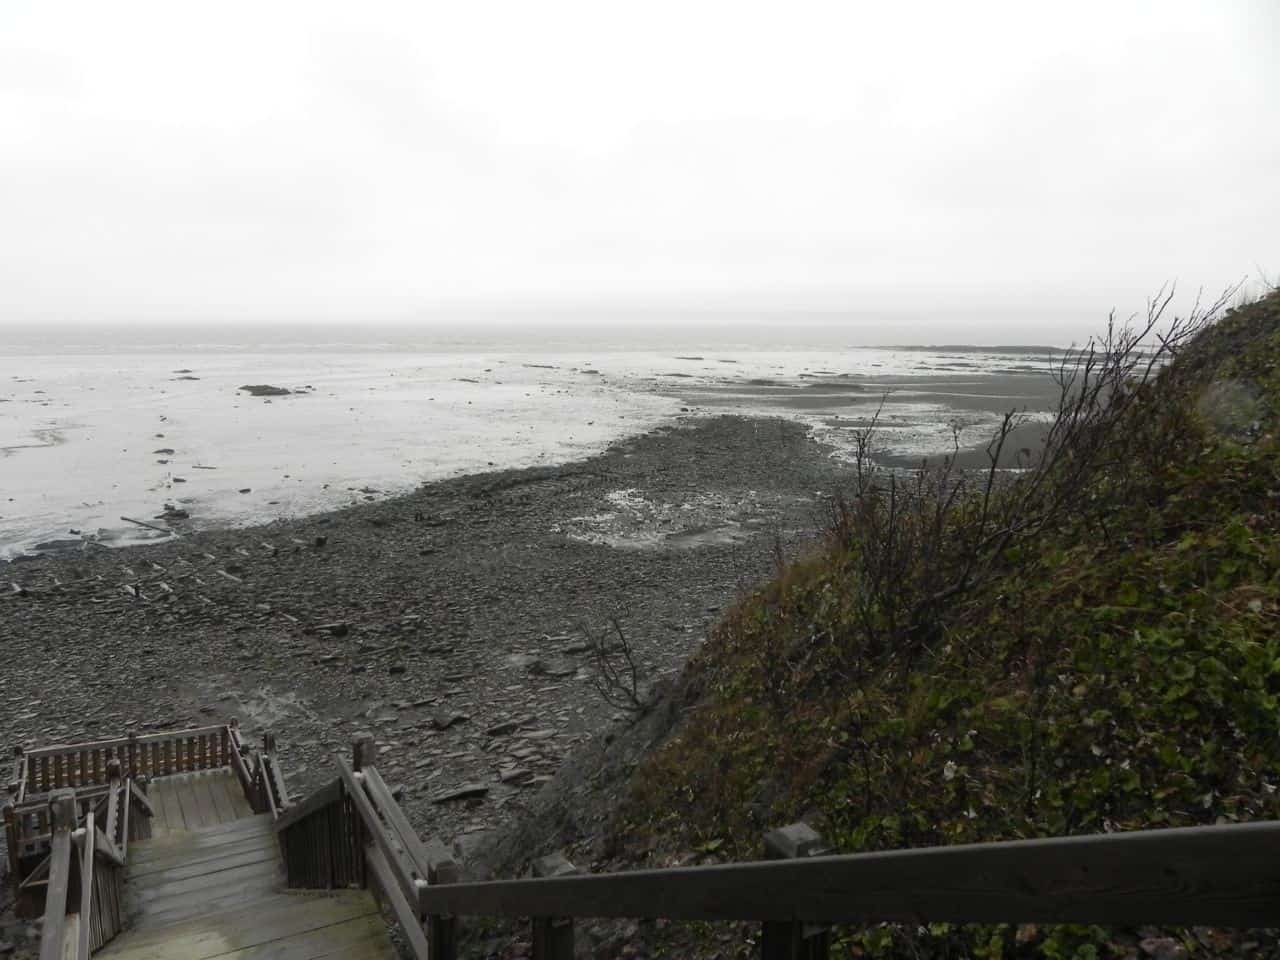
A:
<box><xmin>15</xmin><ymin>724</ymin><xmax>235</xmax><ymax>795</ymax></box>
<box><xmin>35</xmin><ymin>772</ymin><xmax>151</xmax><ymax>960</ymax></box>
<box><xmin>275</xmin><ymin>733</ymin><xmax>458</xmax><ymax>960</ymax></box>
<box><xmin>7</xmin><ymin>724</ymin><xmax>235</xmax><ymax>867</ymax></box>
<box><xmin>5</xmin><ymin>721</ymin><xmax>254</xmax><ymax>917</ymax></box>
<box><xmin>14</xmin><ymin>724</ymin><xmax>1278</xmax><ymax>959</ymax></box>
<box><xmin>250</xmin><ymin>730</ymin><xmax>291</xmax><ymax>817</ymax></box>
<box><xmin>274</xmin><ymin>734</ymin><xmax>1280</xmax><ymax>960</ymax></box>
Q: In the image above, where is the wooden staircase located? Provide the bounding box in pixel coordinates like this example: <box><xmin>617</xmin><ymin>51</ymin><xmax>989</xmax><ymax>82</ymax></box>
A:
<box><xmin>5</xmin><ymin>724</ymin><xmax>406</xmax><ymax>960</ymax></box>
<box><xmin>99</xmin><ymin>796</ymin><xmax>392</xmax><ymax>959</ymax></box>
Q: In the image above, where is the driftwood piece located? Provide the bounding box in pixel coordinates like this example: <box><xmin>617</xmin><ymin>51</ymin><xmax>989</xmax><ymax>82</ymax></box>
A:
<box><xmin>119</xmin><ymin>516</ymin><xmax>173</xmax><ymax>535</ymax></box>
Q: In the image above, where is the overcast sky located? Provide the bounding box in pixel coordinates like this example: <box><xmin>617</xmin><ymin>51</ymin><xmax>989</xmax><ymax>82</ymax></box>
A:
<box><xmin>1</xmin><ymin>0</ymin><xmax>1276</xmax><ymax>337</ymax></box>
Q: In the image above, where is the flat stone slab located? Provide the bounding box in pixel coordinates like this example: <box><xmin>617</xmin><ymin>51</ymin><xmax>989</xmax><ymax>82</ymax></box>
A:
<box><xmin>430</xmin><ymin>783</ymin><xmax>490</xmax><ymax>804</ymax></box>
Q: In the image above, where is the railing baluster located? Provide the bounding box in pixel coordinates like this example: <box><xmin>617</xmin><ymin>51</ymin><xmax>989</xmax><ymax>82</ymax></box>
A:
<box><xmin>428</xmin><ymin>907</ymin><xmax>458</xmax><ymax>960</ymax></box>
<box><xmin>531</xmin><ymin>853</ymin><xmax>578</xmax><ymax>960</ymax></box>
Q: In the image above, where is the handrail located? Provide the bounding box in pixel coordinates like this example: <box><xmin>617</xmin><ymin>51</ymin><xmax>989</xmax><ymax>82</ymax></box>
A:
<box><xmin>138</xmin><ymin>726</ymin><xmax>1280</xmax><ymax>960</ymax></box>
<box><xmin>119</xmin><ymin>776</ymin><xmax>131</xmax><ymax>861</ymax></box>
<box><xmin>76</xmin><ymin>810</ymin><xmax>96</xmax><ymax>960</ymax></box>
<box><xmin>103</xmin><ymin>771</ymin><xmax>120</xmax><ymax>852</ymax></box>
<box><xmin>10</xmin><ymin>747</ymin><xmax>29</xmax><ymax>804</ymax></box>
<box><xmin>92</xmin><ymin>824</ymin><xmax>125</xmax><ymax>868</ymax></box>
<box><xmin>414</xmin><ymin>819</ymin><xmax>1280</xmax><ymax>930</ymax></box>
<box><xmin>365</xmin><ymin>842</ymin><xmax>432</xmax><ymax>958</ymax></box>
<box><xmin>226</xmin><ymin>722</ymin><xmax>256</xmax><ymax>807</ymax></box>
<box><xmin>36</xmin><ymin>794</ymin><xmax>74</xmax><ymax>960</ymax></box>
<box><xmin>33</xmin><ymin>780</ymin><xmax>138</xmax><ymax>958</ymax></box>
<box><xmin>260</xmin><ymin>741</ymin><xmax>290</xmax><ymax>816</ymax></box>
<box><xmin>23</xmin><ymin>725</ymin><xmax>228</xmax><ymax>758</ymax></box>
<box><xmin>20</xmin><ymin>725</ymin><xmax>236</xmax><ymax>797</ymax></box>
<box><xmin>275</xmin><ymin>735</ymin><xmax>456</xmax><ymax>960</ymax></box>
<box><xmin>337</xmin><ymin>759</ymin><xmax>425</xmax><ymax>903</ymax></box>
<box><xmin>11</xmin><ymin>782</ymin><xmax>115</xmax><ymax>814</ymax></box>
<box><xmin>273</xmin><ymin>779</ymin><xmax>339</xmax><ymax>833</ymax></box>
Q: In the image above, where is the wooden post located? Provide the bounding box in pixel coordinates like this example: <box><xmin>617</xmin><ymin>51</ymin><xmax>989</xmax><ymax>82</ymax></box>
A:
<box><xmin>38</xmin><ymin>790</ymin><xmax>78</xmax><ymax>960</ymax></box>
<box><xmin>350</xmin><ymin>734</ymin><xmax>375</xmax><ymax>891</ymax></box>
<box><xmin>11</xmin><ymin>746</ymin><xmax>26</xmax><ymax>808</ymax></box>
<box><xmin>426</xmin><ymin>841</ymin><xmax>460</xmax><ymax>960</ymax></box>
<box><xmin>351</xmin><ymin>733</ymin><xmax>376</xmax><ymax>773</ymax></box>
<box><xmin>126</xmin><ymin>732</ymin><xmax>138</xmax><ymax>779</ymax></box>
<box><xmin>2</xmin><ymin>801</ymin><xmax>18</xmax><ymax>901</ymax></box>
<box><xmin>761</xmin><ymin>823</ymin><xmax>832</xmax><ymax>960</ymax></box>
<box><xmin>531</xmin><ymin>852</ymin><xmax>578</xmax><ymax>960</ymax></box>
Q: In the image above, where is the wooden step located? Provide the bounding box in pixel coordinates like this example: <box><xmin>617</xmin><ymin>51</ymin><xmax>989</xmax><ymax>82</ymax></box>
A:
<box><xmin>129</xmin><ymin>831</ymin><xmax>278</xmax><ymax>880</ymax></box>
<box><xmin>128</xmin><ymin>819</ymin><xmax>273</xmax><ymax>870</ymax></box>
<box><xmin>98</xmin><ymin>889</ymin><xmax>393</xmax><ymax>959</ymax></box>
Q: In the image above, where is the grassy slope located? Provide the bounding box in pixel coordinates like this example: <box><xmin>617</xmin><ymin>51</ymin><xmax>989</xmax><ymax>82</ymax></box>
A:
<box><xmin>613</xmin><ymin>292</ymin><xmax>1280</xmax><ymax>958</ymax></box>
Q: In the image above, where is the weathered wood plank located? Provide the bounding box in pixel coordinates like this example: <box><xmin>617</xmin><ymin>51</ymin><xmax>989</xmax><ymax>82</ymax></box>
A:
<box><xmin>104</xmin><ymin>778</ymin><xmax>121</xmax><ymax>848</ymax></box>
<box><xmin>361</xmin><ymin>768</ymin><xmax>444</xmax><ymax>881</ymax></box>
<box><xmin>182</xmin><ymin>773</ymin><xmax>218</xmax><ymax>830</ymax></box>
<box><xmin>227</xmin><ymin>725</ymin><xmax>257</xmax><ymax>813</ymax></box>
<box><xmin>416</xmin><ymin>821</ymin><xmax>1280</xmax><ymax>928</ymax></box>
<box><xmin>93</xmin><ymin>826</ymin><xmax>125</xmax><ymax>868</ymax></box>
<box><xmin>273</xmin><ymin>780</ymin><xmax>340</xmax><ymax>834</ymax></box>
<box><xmin>204</xmin><ymin>772</ymin><xmax>237</xmax><ymax>826</ymax></box>
<box><xmin>24</xmin><ymin>726</ymin><xmax>229</xmax><ymax>761</ymax></box>
<box><xmin>134</xmin><ymin>823</ymin><xmax>272</xmax><ymax>862</ymax></box>
<box><xmin>95</xmin><ymin>890</ymin><xmax>378</xmax><ymax>955</ymax></box>
<box><xmin>101</xmin><ymin>912</ymin><xmax>388</xmax><ymax>960</ymax></box>
<box><xmin>128</xmin><ymin>857</ymin><xmax>281</xmax><ymax>906</ymax></box>
<box><xmin>119</xmin><ymin>781</ymin><xmax>132</xmax><ymax>858</ymax></box>
<box><xmin>128</xmin><ymin>876</ymin><xmax>285</xmax><ymax>934</ymax></box>
<box><xmin>129</xmin><ymin>832</ymin><xmax>277</xmax><ymax>879</ymax></box>
<box><xmin>128</xmin><ymin>814</ymin><xmax>272</xmax><ymax>865</ymax></box>
<box><xmin>128</xmin><ymin>846</ymin><xmax>278</xmax><ymax>890</ymax></box>
<box><xmin>365</xmin><ymin>843</ymin><xmax>430</xmax><ymax>958</ymax></box>
<box><xmin>336</xmin><ymin>761</ymin><xmax>422</xmax><ymax>904</ymax></box>
<box><xmin>38</xmin><ymin>795</ymin><xmax>75</xmax><ymax>960</ymax></box>
<box><xmin>150</xmin><ymin>779</ymin><xmax>185</xmax><ymax>835</ymax></box>
<box><xmin>128</xmin><ymin>779</ymin><xmax>155</xmax><ymax>819</ymax></box>
<box><xmin>126</xmin><ymin>865</ymin><xmax>281</xmax><ymax>926</ymax></box>
<box><xmin>57</xmin><ymin>913</ymin><xmax>78</xmax><ymax>960</ymax></box>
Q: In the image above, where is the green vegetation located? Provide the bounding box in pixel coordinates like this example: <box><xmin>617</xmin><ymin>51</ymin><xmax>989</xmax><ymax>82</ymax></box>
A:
<box><xmin>615</xmin><ymin>291</ymin><xmax>1280</xmax><ymax>958</ymax></box>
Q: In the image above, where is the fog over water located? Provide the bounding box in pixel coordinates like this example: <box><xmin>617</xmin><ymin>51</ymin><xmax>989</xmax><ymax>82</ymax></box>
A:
<box><xmin>2</xmin><ymin>1</ymin><xmax>1276</xmax><ymax>337</ymax></box>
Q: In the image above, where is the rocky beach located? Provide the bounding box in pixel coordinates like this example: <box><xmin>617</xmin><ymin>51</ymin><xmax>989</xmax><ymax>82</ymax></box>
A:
<box><xmin>1</xmin><ymin>415</ymin><xmax>849</xmax><ymax>934</ymax></box>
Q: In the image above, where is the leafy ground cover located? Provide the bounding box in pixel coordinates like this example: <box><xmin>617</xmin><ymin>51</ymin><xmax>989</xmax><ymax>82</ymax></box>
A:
<box><xmin>613</xmin><ymin>291</ymin><xmax>1280</xmax><ymax>958</ymax></box>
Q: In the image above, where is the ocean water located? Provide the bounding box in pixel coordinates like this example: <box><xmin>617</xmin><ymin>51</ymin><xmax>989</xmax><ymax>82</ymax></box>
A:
<box><xmin>0</xmin><ymin>322</ymin><xmax>1065</xmax><ymax>559</ymax></box>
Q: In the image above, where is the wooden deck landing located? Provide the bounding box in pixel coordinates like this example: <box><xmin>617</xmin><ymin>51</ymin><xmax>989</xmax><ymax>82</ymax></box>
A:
<box><xmin>147</xmin><ymin>770</ymin><xmax>256</xmax><ymax>837</ymax></box>
<box><xmin>95</xmin><ymin>772</ymin><xmax>395</xmax><ymax>959</ymax></box>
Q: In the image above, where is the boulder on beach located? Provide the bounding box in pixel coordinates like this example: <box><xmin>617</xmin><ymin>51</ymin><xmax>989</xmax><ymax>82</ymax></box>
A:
<box><xmin>238</xmin><ymin>384</ymin><xmax>292</xmax><ymax>397</ymax></box>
